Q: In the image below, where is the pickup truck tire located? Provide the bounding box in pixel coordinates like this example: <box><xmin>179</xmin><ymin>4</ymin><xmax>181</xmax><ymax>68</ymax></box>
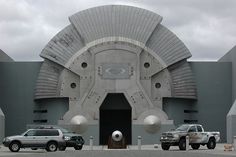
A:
<box><xmin>161</xmin><ymin>143</ymin><xmax>170</xmax><ymax>150</ymax></box>
<box><xmin>179</xmin><ymin>138</ymin><xmax>186</xmax><ymax>150</ymax></box>
<box><xmin>9</xmin><ymin>141</ymin><xmax>21</xmax><ymax>152</ymax></box>
<box><xmin>191</xmin><ymin>144</ymin><xmax>200</xmax><ymax>150</ymax></box>
<box><xmin>207</xmin><ymin>138</ymin><xmax>216</xmax><ymax>149</ymax></box>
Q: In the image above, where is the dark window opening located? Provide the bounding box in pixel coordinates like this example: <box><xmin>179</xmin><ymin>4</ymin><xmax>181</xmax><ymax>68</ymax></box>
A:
<box><xmin>184</xmin><ymin>110</ymin><xmax>198</xmax><ymax>113</ymax></box>
<box><xmin>144</xmin><ymin>62</ymin><xmax>150</xmax><ymax>68</ymax></box>
<box><xmin>184</xmin><ymin>119</ymin><xmax>198</xmax><ymax>123</ymax></box>
<box><xmin>33</xmin><ymin>120</ymin><xmax>48</xmax><ymax>123</ymax></box>
<box><xmin>155</xmin><ymin>83</ymin><xmax>161</xmax><ymax>88</ymax></box>
<box><xmin>81</xmin><ymin>62</ymin><xmax>88</xmax><ymax>68</ymax></box>
<box><xmin>33</xmin><ymin>110</ymin><xmax>47</xmax><ymax>113</ymax></box>
<box><xmin>70</xmin><ymin>83</ymin><xmax>76</xmax><ymax>89</ymax></box>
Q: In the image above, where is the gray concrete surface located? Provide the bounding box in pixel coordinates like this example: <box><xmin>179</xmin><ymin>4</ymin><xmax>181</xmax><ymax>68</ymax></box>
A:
<box><xmin>0</xmin><ymin>144</ymin><xmax>236</xmax><ymax>157</ymax></box>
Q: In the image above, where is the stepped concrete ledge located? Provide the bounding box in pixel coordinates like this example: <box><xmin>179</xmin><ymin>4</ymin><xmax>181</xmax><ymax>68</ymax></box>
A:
<box><xmin>0</xmin><ymin>144</ymin><xmax>236</xmax><ymax>157</ymax></box>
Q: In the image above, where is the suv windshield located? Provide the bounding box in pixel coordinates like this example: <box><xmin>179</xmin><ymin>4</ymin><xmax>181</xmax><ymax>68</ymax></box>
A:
<box><xmin>176</xmin><ymin>125</ymin><xmax>189</xmax><ymax>131</ymax></box>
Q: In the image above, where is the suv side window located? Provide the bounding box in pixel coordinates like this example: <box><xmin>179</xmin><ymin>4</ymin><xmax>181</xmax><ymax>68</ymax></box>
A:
<box><xmin>197</xmin><ymin>126</ymin><xmax>203</xmax><ymax>132</ymax></box>
<box><xmin>25</xmin><ymin>130</ymin><xmax>36</xmax><ymax>136</ymax></box>
<box><xmin>188</xmin><ymin>126</ymin><xmax>197</xmax><ymax>132</ymax></box>
<box><xmin>35</xmin><ymin>130</ymin><xmax>47</xmax><ymax>136</ymax></box>
<box><xmin>48</xmin><ymin>130</ymin><xmax>59</xmax><ymax>136</ymax></box>
<box><xmin>34</xmin><ymin>130</ymin><xmax>59</xmax><ymax>136</ymax></box>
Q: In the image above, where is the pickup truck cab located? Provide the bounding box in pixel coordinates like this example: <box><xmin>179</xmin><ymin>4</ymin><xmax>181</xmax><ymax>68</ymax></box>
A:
<box><xmin>160</xmin><ymin>124</ymin><xmax>220</xmax><ymax>150</ymax></box>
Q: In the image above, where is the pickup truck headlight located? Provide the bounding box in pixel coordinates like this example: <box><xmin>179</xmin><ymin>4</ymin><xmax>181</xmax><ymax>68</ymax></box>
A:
<box><xmin>63</xmin><ymin>136</ymin><xmax>71</xmax><ymax>141</ymax></box>
<box><xmin>3</xmin><ymin>137</ymin><xmax>10</xmax><ymax>142</ymax></box>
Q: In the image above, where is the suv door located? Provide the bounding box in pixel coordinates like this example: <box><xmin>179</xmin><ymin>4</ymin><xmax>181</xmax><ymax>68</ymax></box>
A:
<box><xmin>35</xmin><ymin>130</ymin><xmax>49</xmax><ymax>147</ymax></box>
<box><xmin>21</xmin><ymin>130</ymin><xmax>37</xmax><ymax>147</ymax></box>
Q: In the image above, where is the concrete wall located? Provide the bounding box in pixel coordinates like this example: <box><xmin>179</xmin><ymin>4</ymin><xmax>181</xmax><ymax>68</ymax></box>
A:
<box><xmin>164</xmin><ymin>62</ymin><xmax>232</xmax><ymax>142</ymax></box>
<box><xmin>0</xmin><ymin>108</ymin><xmax>5</xmax><ymax>141</ymax></box>
<box><xmin>191</xmin><ymin>62</ymin><xmax>232</xmax><ymax>142</ymax></box>
<box><xmin>219</xmin><ymin>46</ymin><xmax>236</xmax><ymax>102</ymax></box>
<box><xmin>0</xmin><ymin>62</ymin><xmax>68</xmax><ymax>136</ymax></box>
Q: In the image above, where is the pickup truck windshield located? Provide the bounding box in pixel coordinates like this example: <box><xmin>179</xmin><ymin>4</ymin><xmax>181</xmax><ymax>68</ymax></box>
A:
<box><xmin>176</xmin><ymin>125</ymin><xmax>189</xmax><ymax>131</ymax></box>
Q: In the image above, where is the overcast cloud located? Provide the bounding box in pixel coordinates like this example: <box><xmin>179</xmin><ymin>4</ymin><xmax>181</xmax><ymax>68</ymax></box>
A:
<box><xmin>0</xmin><ymin>0</ymin><xmax>235</xmax><ymax>61</ymax></box>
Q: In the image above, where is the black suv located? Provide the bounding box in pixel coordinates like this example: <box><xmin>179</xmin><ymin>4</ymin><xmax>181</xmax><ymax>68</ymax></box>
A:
<box><xmin>34</xmin><ymin>126</ymin><xmax>84</xmax><ymax>150</ymax></box>
<box><xmin>58</xmin><ymin>127</ymin><xmax>84</xmax><ymax>150</ymax></box>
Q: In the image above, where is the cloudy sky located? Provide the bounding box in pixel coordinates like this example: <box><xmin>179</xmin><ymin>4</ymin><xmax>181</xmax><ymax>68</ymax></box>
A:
<box><xmin>0</xmin><ymin>0</ymin><xmax>235</xmax><ymax>61</ymax></box>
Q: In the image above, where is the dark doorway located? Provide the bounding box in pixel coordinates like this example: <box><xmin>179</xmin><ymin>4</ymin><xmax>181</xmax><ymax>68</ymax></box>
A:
<box><xmin>99</xmin><ymin>93</ymin><xmax>132</xmax><ymax>145</ymax></box>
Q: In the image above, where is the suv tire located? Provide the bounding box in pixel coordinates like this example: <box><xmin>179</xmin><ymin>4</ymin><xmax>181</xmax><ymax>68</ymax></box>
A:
<box><xmin>59</xmin><ymin>146</ymin><xmax>66</xmax><ymax>151</ymax></box>
<box><xmin>207</xmin><ymin>138</ymin><xmax>216</xmax><ymax>149</ymax></box>
<box><xmin>179</xmin><ymin>138</ymin><xmax>186</xmax><ymax>150</ymax></box>
<box><xmin>9</xmin><ymin>141</ymin><xmax>20</xmax><ymax>152</ymax></box>
<box><xmin>46</xmin><ymin>142</ymin><xmax>58</xmax><ymax>152</ymax></box>
<box><xmin>191</xmin><ymin>144</ymin><xmax>200</xmax><ymax>150</ymax></box>
<box><xmin>74</xmin><ymin>145</ymin><xmax>82</xmax><ymax>150</ymax></box>
<box><xmin>161</xmin><ymin>143</ymin><xmax>170</xmax><ymax>150</ymax></box>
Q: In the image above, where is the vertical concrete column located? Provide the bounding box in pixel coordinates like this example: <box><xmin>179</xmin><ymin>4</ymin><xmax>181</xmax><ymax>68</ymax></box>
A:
<box><xmin>138</xmin><ymin>136</ymin><xmax>142</xmax><ymax>150</ymax></box>
<box><xmin>89</xmin><ymin>136</ymin><xmax>93</xmax><ymax>150</ymax></box>
<box><xmin>234</xmin><ymin>136</ymin><xmax>236</xmax><ymax>151</ymax></box>
<box><xmin>186</xmin><ymin>136</ymin><xmax>189</xmax><ymax>151</ymax></box>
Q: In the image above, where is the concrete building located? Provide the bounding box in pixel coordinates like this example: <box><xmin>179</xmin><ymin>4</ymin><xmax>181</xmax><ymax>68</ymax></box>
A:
<box><xmin>0</xmin><ymin>49</ymin><xmax>11</xmax><ymax>141</ymax></box>
<box><xmin>0</xmin><ymin>5</ymin><xmax>235</xmax><ymax>144</ymax></box>
<box><xmin>219</xmin><ymin>46</ymin><xmax>236</xmax><ymax>143</ymax></box>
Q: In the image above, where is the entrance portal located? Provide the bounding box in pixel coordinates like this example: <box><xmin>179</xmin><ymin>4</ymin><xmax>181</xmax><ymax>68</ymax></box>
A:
<box><xmin>99</xmin><ymin>93</ymin><xmax>132</xmax><ymax>145</ymax></box>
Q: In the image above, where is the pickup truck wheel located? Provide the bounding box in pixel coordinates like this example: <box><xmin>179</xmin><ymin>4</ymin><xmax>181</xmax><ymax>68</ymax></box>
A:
<box><xmin>9</xmin><ymin>141</ymin><xmax>20</xmax><ymax>152</ymax></box>
<box><xmin>207</xmin><ymin>138</ymin><xmax>216</xmax><ymax>149</ymax></box>
<box><xmin>74</xmin><ymin>145</ymin><xmax>83</xmax><ymax>150</ymax></box>
<box><xmin>191</xmin><ymin>144</ymin><xmax>200</xmax><ymax>150</ymax></box>
<box><xmin>46</xmin><ymin>142</ymin><xmax>58</xmax><ymax>152</ymax></box>
<box><xmin>161</xmin><ymin>143</ymin><xmax>170</xmax><ymax>150</ymax></box>
<box><xmin>179</xmin><ymin>138</ymin><xmax>186</xmax><ymax>150</ymax></box>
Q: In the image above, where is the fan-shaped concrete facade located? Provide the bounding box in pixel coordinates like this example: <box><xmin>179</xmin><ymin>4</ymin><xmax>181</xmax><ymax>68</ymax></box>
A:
<box><xmin>34</xmin><ymin>5</ymin><xmax>197</xmax><ymax>144</ymax></box>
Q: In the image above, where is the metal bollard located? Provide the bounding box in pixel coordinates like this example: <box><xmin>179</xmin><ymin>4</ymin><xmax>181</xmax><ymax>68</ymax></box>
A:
<box><xmin>234</xmin><ymin>136</ymin><xmax>236</xmax><ymax>151</ymax></box>
<box><xmin>186</xmin><ymin>136</ymin><xmax>189</xmax><ymax>151</ymax></box>
<box><xmin>89</xmin><ymin>136</ymin><xmax>93</xmax><ymax>150</ymax></box>
<box><xmin>138</xmin><ymin>136</ymin><xmax>142</xmax><ymax>150</ymax></box>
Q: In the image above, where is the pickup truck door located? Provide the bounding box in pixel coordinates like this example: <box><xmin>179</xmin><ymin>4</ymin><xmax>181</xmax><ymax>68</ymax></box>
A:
<box><xmin>188</xmin><ymin>126</ymin><xmax>198</xmax><ymax>143</ymax></box>
<box><xmin>196</xmin><ymin>125</ymin><xmax>206</xmax><ymax>143</ymax></box>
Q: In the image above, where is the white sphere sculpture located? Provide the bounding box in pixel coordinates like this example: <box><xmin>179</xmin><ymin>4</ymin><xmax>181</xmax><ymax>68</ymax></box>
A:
<box><xmin>143</xmin><ymin>115</ymin><xmax>161</xmax><ymax>133</ymax></box>
<box><xmin>70</xmin><ymin>115</ymin><xmax>88</xmax><ymax>133</ymax></box>
<box><xmin>112</xmin><ymin>130</ymin><xmax>123</xmax><ymax>142</ymax></box>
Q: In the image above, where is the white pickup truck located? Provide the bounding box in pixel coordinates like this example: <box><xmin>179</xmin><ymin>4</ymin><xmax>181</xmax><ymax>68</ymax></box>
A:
<box><xmin>160</xmin><ymin>124</ymin><xmax>220</xmax><ymax>150</ymax></box>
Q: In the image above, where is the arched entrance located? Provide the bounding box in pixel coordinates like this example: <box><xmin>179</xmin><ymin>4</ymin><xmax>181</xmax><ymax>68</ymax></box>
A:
<box><xmin>99</xmin><ymin>93</ymin><xmax>132</xmax><ymax>145</ymax></box>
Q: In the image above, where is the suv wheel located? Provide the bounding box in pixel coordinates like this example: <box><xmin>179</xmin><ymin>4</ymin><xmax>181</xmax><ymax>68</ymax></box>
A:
<box><xmin>179</xmin><ymin>138</ymin><xmax>186</xmax><ymax>150</ymax></box>
<box><xmin>46</xmin><ymin>142</ymin><xmax>58</xmax><ymax>152</ymax></box>
<box><xmin>161</xmin><ymin>143</ymin><xmax>170</xmax><ymax>150</ymax></box>
<box><xmin>207</xmin><ymin>138</ymin><xmax>216</xmax><ymax>149</ymax></box>
<box><xmin>191</xmin><ymin>144</ymin><xmax>200</xmax><ymax>150</ymax></box>
<box><xmin>74</xmin><ymin>145</ymin><xmax>82</xmax><ymax>150</ymax></box>
<box><xmin>9</xmin><ymin>141</ymin><xmax>20</xmax><ymax>152</ymax></box>
<box><xmin>59</xmin><ymin>146</ymin><xmax>66</xmax><ymax>151</ymax></box>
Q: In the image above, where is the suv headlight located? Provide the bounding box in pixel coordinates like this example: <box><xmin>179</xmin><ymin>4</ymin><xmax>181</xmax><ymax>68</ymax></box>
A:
<box><xmin>63</xmin><ymin>136</ymin><xmax>71</xmax><ymax>141</ymax></box>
